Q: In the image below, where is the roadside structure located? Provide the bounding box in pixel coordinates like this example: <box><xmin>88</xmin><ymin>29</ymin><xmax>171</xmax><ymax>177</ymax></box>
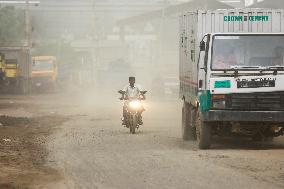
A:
<box><xmin>114</xmin><ymin>0</ymin><xmax>232</xmax><ymax>86</ymax></box>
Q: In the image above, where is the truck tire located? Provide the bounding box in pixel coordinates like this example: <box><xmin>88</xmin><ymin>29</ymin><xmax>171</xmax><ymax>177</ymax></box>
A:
<box><xmin>182</xmin><ymin>102</ymin><xmax>196</xmax><ymax>141</ymax></box>
<box><xmin>195</xmin><ymin>110</ymin><xmax>211</xmax><ymax>149</ymax></box>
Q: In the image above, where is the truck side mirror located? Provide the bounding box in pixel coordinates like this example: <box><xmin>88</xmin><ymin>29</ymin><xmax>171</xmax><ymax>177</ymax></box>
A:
<box><xmin>200</xmin><ymin>41</ymin><xmax>206</xmax><ymax>51</ymax></box>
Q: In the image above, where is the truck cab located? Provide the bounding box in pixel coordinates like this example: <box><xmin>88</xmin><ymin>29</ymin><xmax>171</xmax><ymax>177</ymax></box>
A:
<box><xmin>193</xmin><ymin>33</ymin><xmax>284</xmax><ymax>148</ymax></box>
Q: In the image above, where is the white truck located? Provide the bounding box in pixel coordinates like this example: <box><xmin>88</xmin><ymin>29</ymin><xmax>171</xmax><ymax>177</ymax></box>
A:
<box><xmin>179</xmin><ymin>9</ymin><xmax>284</xmax><ymax>149</ymax></box>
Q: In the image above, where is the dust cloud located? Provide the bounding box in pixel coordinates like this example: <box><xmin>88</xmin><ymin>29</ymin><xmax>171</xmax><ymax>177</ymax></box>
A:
<box><xmin>29</xmin><ymin>0</ymin><xmax>180</xmax><ymax>102</ymax></box>
<box><xmin>0</xmin><ymin>1</ymin><xmax>283</xmax><ymax>189</ymax></box>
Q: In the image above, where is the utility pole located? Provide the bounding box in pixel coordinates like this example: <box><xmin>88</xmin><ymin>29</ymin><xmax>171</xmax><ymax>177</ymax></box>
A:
<box><xmin>92</xmin><ymin>0</ymin><xmax>97</xmax><ymax>86</ymax></box>
<box><xmin>25</xmin><ymin>0</ymin><xmax>31</xmax><ymax>48</ymax></box>
<box><xmin>25</xmin><ymin>0</ymin><xmax>31</xmax><ymax>94</ymax></box>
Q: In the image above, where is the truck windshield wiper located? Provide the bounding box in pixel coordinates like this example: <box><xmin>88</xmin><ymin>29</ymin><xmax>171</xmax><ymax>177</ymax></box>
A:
<box><xmin>230</xmin><ymin>66</ymin><xmax>264</xmax><ymax>69</ymax></box>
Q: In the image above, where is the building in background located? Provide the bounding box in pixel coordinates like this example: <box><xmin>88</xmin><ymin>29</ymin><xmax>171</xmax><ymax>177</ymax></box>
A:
<box><xmin>114</xmin><ymin>0</ymin><xmax>232</xmax><ymax>89</ymax></box>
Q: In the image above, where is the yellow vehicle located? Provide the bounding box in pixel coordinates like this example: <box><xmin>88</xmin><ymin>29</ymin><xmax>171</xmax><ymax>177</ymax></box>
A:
<box><xmin>0</xmin><ymin>58</ymin><xmax>21</xmax><ymax>93</ymax></box>
<box><xmin>0</xmin><ymin>53</ymin><xmax>19</xmax><ymax>79</ymax></box>
<box><xmin>32</xmin><ymin>56</ymin><xmax>57</xmax><ymax>90</ymax></box>
<box><xmin>0</xmin><ymin>53</ymin><xmax>5</xmax><ymax>76</ymax></box>
<box><xmin>0</xmin><ymin>54</ymin><xmax>20</xmax><ymax>93</ymax></box>
<box><xmin>4</xmin><ymin>59</ymin><xmax>19</xmax><ymax>78</ymax></box>
<box><xmin>0</xmin><ymin>48</ymin><xmax>31</xmax><ymax>94</ymax></box>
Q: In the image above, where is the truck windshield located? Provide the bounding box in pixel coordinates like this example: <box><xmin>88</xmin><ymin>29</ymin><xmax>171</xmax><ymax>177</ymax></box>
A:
<box><xmin>32</xmin><ymin>61</ymin><xmax>53</xmax><ymax>71</ymax></box>
<box><xmin>211</xmin><ymin>35</ymin><xmax>284</xmax><ymax>70</ymax></box>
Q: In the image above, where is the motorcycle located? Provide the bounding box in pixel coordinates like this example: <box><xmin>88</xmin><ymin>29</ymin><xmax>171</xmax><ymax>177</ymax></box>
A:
<box><xmin>118</xmin><ymin>90</ymin><xmax>147</xmax><ymax>134</ymax></box>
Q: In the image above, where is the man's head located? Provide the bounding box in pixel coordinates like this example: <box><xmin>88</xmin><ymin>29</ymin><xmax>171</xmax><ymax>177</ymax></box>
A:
<box><xmin>129</xmin><ymin>76</ymin><xmax>135</xmax><ymax>86</ymax></box>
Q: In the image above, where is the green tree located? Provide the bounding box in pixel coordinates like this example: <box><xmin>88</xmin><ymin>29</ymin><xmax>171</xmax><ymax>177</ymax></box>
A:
<box><xmin>0</xmin><ymin>6</ymin><xmax>25</xmax><ymax>46</ymax></box>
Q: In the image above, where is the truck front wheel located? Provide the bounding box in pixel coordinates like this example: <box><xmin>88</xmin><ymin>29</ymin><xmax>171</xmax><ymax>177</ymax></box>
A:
<box><xmin>182</xmin><ymin>102</ymin><xmax>196</xmax><ymax>141</ymax></box>
<box><xmin>195</xmin><ymin>110</ymin><xmax>211</xmax><ymax>149</ymax></box>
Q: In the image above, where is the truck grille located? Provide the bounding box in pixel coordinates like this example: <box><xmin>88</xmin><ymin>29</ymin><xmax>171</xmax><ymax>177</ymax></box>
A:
<box><xmin>226</xmin><ymin>92</ymin><xmax>284</xmax><ymax>111</ymax></box>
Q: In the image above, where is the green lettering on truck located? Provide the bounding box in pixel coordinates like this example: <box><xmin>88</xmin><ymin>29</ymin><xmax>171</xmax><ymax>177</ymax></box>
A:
<box><xmin>224</xmin><ymin>15</ymin><xmax>269</xmax><ymax>22</ymax></box>
<box><xmin>224</xmin><ymin>16</ymin><xmax>228</xmax><ymax>21</ymax></box>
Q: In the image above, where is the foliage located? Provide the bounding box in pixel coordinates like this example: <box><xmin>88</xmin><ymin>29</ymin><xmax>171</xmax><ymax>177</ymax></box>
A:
<box><xmin>0</xmin><ymin>6</ymin><xmax>25</xmax><ymax>46</ymax></box>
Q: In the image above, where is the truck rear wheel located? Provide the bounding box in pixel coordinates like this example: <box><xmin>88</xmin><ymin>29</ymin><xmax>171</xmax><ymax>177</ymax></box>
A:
<box><xmin>195</xmin><ymin>110</ymin><xmax>211</xmax><ymax>149</ymax></box>
<box><xmin>182</xmin><ymin>102</ymin><xmax>196</xmax><ymax>141</ymax></box>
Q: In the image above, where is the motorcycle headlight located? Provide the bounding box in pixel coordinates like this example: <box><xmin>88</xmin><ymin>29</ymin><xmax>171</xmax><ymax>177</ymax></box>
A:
<box><xmin>129</xmin><ymin>100</ymin><xmax>142</xmax><ymax>109</ymax></box>
<box><xmin>211</xmin><ymin>94</ymin><xmax>226</xmax><ymax>109</ymax></box>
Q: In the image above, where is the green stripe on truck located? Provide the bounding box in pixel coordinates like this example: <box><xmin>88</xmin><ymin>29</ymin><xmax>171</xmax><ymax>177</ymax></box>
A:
<box><xmin>199</xmin><ymin>90</ymin><xmax>211</xmax><ymax>113</ymax></box>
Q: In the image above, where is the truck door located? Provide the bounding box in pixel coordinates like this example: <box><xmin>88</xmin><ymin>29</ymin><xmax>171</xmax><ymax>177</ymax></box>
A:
<box><xmin>197</xmin><ymin>35</ymin><xmax>211</xmax><ymax>112</ymax></box>
<box><xmin>198</xmin><ymin>35</ymin><xmax>209</xmax><ymax>91</ymax></box>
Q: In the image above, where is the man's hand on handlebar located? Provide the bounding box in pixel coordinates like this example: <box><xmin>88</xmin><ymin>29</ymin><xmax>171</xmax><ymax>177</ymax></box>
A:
<box><xmin>140</xmin><ymin>94</ymin><xmax>146</xmax><ymax>100</ymax></box>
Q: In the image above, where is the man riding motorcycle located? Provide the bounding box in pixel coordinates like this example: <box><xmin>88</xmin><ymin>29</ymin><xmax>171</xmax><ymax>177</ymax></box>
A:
<box><xmin>119</xmin><ymin>76</ymin><xmax>145</xmax><ymax>126</ymax></box>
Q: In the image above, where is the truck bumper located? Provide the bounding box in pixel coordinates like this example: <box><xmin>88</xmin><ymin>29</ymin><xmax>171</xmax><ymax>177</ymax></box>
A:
<box><xmin>203</xmin><ymin>110</ymin><xmax>284</xmax><ymax>122</ymax></box>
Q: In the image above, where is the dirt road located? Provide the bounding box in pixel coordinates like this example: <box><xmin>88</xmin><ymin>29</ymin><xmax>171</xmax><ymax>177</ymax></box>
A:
<box><xmin>0</xmin><ymin>91</ymin><xmax>283</xmax><ymax>188</ymax></box>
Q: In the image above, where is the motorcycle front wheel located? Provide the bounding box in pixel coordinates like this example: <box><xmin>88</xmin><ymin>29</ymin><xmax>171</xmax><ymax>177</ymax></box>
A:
<box><xmin>129</xmin><ymin>115</ymin><xmax>137</xmax><ymax>134</ymax></box>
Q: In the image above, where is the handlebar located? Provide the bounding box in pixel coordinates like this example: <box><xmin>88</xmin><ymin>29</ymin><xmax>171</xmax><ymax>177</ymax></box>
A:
<box><xmin>119</xmin><ymin>96</ymin><xmax>146</xmax><ymax>101</ymax></box>
<box><xmin>118</xmin><ymin>90</ymin><xmax>147</xmax><ymax>100</ymax></box>
<box><xmin>118</xmin><ymin>90</ymin><xmax>147</xmax><ymax>95</ymax></box>
<box><xmin>118</xmin><ymin>90</ymin><xmax>126</xmax><ymax>95</ymax></box>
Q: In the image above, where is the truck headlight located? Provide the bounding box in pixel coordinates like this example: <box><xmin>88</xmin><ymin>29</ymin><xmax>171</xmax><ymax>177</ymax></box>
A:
<box><xmin>211</xmin><ymin>94</ymin><xmax>226</xmax><ymax>109</ymax></box>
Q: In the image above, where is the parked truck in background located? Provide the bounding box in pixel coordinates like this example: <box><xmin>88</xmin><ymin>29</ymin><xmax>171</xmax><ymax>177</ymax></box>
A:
<box><xmin>179</xmin><ymin>9</ymin><xmax>284</xmax><ymax>149</ymax></box>
<box><xmin>0</xmin><ymin>47</ymin><xmax>31</xmax><ymax>94</ymax></box>
<box><xmin>32</xmin><ymin>56</ymin><xmax>57</xmax><ymax>91</ymax></box>
<box><xmin>0</xmin><ymin>53</ymin><xmax>20</xmax><ymax>87</ymax></box>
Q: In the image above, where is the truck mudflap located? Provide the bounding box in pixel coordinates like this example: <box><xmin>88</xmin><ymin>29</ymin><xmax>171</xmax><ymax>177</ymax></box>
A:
<box><xmin>203</xmin><ymin>110</ymin><xmax>284</xmax><ymax>123</ymax></box>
